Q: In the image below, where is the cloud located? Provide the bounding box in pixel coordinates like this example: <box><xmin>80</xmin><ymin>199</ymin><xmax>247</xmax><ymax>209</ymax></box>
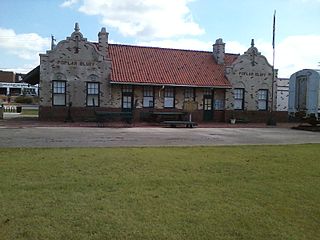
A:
<box><xmin>60</xmin><ymin>0</ymin><xmax>204</xmax><ymax>39</ymax></box>
<box><xmin>138</xmin><ymin>38</ymin><xmax>211</xmax><ymax>51</ymax></box>
<box><xmin>60</xmin><ymin>0</ymin><xmax>80</xmax><ymax>8</ymax></box>
<box><xmin>0</xmin><ymin>28</ymin><xmax>50</xmax><ymax>61</ymax></box>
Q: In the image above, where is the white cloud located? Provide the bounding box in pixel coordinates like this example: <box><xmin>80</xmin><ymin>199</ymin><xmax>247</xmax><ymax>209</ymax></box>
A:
<box><xmin>61</xmin><ymin>0</ymin><xmax>204</xmax><ymax>39</ymax></box>
<box><xmin>60</xmin><ymin>0</ymin><xmax>80</xmax><ymax>8</ymax></box>
<box><xmin>5</xmin><ymin>62</ymin><xmax>39</xmax><ymax>74</ymax></box>
<box><xmin>138</xmin><ymin>38</ymin><xmax>211</xmax><ymax>51</ymax></box>
<box><xmin>0</xmin><ymin>28</ymin><xmax>50</xmax><ymax>61</ymax></box>
<box><xmin>276</xmin><ymin>35</ymin><xmax>320</xmax><ymax>77</ymax></box>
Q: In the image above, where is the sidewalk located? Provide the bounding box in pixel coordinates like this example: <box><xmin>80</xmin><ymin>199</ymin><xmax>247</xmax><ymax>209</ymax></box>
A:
<box><xmin>0</xmin><ymin>113</ymin><xmax>298</xmax><ymax>129</ymax></box>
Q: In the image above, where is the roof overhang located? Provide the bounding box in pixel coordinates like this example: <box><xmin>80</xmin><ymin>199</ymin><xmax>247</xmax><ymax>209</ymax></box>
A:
<box><xmin>23</xmin><ymin>66</ymin><xmax>40</xmax><ymax>85</ymax></box>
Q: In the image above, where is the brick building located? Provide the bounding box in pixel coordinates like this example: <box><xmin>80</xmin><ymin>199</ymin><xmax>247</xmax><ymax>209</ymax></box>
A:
<box><xmin>24</xmin><ymin>23</ymin><xmax>280</xmax><ymax>123</ymax></box>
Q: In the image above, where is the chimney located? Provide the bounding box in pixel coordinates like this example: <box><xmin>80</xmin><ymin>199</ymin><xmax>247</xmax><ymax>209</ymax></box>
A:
<box><xmin>98</xmin><ymin>27</ymin><xmax>109</xmax><ymax>55</ymax></box>
<box><xmin>212</xmin><ymin>38</ymin><xmax>225</xmax><ymax>64</ymax></box>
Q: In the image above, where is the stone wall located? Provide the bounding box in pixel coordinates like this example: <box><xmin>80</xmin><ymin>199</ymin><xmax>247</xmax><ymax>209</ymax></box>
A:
<box><xmin>39</xmin><ymin>23</ymin><xmax>111</xmax><ymax>109</ymax></box>
<box><xmin>225</xmin><ymin>40</ymin><xmax>276</xmax><ymax>121</ymax></box>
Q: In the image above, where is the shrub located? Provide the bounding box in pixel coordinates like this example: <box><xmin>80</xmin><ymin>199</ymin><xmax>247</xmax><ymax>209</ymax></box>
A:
<box><xmin>14</xmin><ymin>96</ymin><xmax>33</xmax><ymax>104</ymax></box>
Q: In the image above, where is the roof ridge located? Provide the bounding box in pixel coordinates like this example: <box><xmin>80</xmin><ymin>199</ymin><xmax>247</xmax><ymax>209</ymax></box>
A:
<box><xmin>108</xmin><ymin>43</ymin><xmax>238</xmax><ymax>56</ymax></box>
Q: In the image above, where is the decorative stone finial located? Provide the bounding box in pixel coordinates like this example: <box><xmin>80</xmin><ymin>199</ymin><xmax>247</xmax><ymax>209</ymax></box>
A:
<box><xmin>74</xmin><ymin>22</ymin><xmax>80</xmax><ymax>32</ymax></box>
<box><xmin>101</xmin><ymin>27</ymin><xmax>106</xmax><ymax>33</ymax></box>
<box><xmin>251</xmin><ymin>39</ymin><xmax>255</xmax><ymax>47</ymax></box>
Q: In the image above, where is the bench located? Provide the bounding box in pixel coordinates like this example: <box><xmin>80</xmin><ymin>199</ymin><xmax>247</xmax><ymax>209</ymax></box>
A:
<box><xmin>151</xmin><ymin>111</ymin><xmax>187</xmax><ymax>122</ymax></box>
<box><xmin>95</xmin><ymin>111</ymin><xmax>133</xmax><ymax>126</ymax></box>
<box><xmin>161</xmin><ymin>120</ymin><xmax>198</xmax><ymax>128</ymax></box>
<box><xmin>235</xmin><ymin>118</ymin><xmax>250</xmax><ymax>124</ymax></box>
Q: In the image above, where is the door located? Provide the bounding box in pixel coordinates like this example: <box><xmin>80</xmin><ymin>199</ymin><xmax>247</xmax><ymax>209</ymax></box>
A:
<box><xmin>203</xmin><ymin>94</ymin><xmax>213</xmax><ymax>121</ymax></box>
<box><xmin>296</xmin><ymin>76</ymin><xmax>307</xmax><ymax>110</ymax></box>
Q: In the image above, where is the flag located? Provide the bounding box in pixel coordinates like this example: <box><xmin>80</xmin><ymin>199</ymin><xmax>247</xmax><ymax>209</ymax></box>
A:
<box><xmin>272</xmin><ymin>10</ymin><xmax>276</xmax><ymax>49</ymax></box>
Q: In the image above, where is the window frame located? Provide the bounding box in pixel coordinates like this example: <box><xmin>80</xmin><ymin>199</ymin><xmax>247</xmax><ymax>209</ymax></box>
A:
<box><xmin>257</xmin><ymin>89</ymin><xmax>268</xmax><ymax>111</ymax></box>
<box><xmin>86</xmin><ymin>82</ymin><xmax>100</xmax><ymax>107</ymax></box>
<box><xmin>143</xmin><ymin>86</ymin><xmax>154</xmax><ymax>108</ymax></box>
<box><xmin>122</xmin><ymin>85</ymin><xmax>133</xmax><ymax>110</ymax></box>
<box><xmin>52</xmin><ymin>80</ymin><xmax>66</xmax><ymax>106</ymax></box>
<box><xmin>164</xmin><ymin>87</ymin><xmax>175</xmax><ymax>108</ymax></box>
<box><xmin>234</xmin><ymin>88</ymin><xmax>244</xmax><ymax>110</ymax></box>
<box><xmin>184</xmin><ymin>87</ymin><xmax>195</xmax><ymax>101</ymax></box>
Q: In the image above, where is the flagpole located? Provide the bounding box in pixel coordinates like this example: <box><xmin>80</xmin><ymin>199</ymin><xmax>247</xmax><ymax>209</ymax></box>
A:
<box><xmin>267</xmin><ymin>10</ymin><xmax>277</xmax><ymax>125</ymax></box>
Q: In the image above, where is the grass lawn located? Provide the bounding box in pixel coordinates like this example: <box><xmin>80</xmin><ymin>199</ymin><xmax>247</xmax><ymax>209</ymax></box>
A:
<box><xmin>0</xmin><ymin>145</ymin><xmax>319</xmax><ymax>240</ymax></box>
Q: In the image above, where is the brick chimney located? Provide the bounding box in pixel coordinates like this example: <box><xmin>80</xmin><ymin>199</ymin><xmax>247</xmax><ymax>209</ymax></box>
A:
<box><xmin>212</xmin><ymin>38</ymin><xmax>225</xmax><ymax>64</ymax></box>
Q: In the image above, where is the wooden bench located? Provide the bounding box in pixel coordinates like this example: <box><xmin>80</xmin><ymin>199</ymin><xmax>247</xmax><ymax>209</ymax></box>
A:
<box><xmin>235</xmin><ymin>118</ymin><xmax>250</xmax><ymax>124</ymax></box>
<box><xmin>151</xmin><ymin>111</ymin><xmax>187</xmax><ymax>122</ymax></box>
<box><xmin>95</xmin><ymin>111</ymin><xmax>133</xmax><ymax>126</ymax></box>
<box><xmin>161</xmin><ymin>120</ymin><xmax>198</xmax><ymax>128</ymax></box>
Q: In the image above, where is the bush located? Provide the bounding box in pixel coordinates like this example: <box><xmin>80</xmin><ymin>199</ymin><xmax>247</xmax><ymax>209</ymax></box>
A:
<box><xmin>14</xmin><ymin>96</ymin><xmax>33</xmax><ymax>104</ymax></box>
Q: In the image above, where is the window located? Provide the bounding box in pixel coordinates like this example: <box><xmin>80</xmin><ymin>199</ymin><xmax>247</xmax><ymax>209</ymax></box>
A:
<box><xmin>164</xmin><ymin>87</ymin><xmax>174</xmax><ymax>108</ymax></box>
<box><xmin>258</xmin><ymin>89</ymin><xmax>268</xmax><ymax>110</ymax></box>
<box><xmin>122</xmin><ymin>95</ymin><xmax>132</xmax><ymax>109</ymax></box>
<box><xmin>214</xmin><ymin>99</ymin><xmax>224</xmax><ymax>110</ymax></box>
<box><xmin>52</xmin><ymin>81</ymin><xmax>66</xmax><ymax>106</ymax></box>
<box><xmin>184</xmin><ymin>88</ymin><xmax>195</xmax><ymax>101</ymax></box>
<box><xmin>143</xmin><ymin>86</ymin><xmax>154</xmax><ymax>108</ymax></box>
<box><xmin>86</xmin><ymin>82</ymin><xmax>100</xmax><ymax>106</ymax></box>
<box><xmin>122</xmin><ymin>85</ymin><xmax>133</xmax><ymax>110</ymax></box>
<box><xmin>234</xmin><ymin>88</ymin><xmax>244</xmax><ymax>110</ymax></box>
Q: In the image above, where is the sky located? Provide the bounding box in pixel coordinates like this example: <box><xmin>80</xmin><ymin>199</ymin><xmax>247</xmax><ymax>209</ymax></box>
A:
<box><xmin>0</xmin><ymin>0</ymin><xmax>319</xmax><ymax>78</ymax></box>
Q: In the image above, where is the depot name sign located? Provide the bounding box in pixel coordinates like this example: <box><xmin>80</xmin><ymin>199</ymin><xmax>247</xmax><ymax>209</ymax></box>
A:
<box><xmin>55</xmin><ymin>60</ymin><xmax>96</xmax><ymax>67</ymax></box>
<box><xmin>238</xmin><ymin>71</ymin><xmax>271</xmax><ymax>77</ymax></box>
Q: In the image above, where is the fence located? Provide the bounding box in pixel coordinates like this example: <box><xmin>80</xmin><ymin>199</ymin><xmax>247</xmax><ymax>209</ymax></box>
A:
<box><xmin>1</xmin><ymin>105</ymin><xmax>22</xmax><ymax>113</ymax></box>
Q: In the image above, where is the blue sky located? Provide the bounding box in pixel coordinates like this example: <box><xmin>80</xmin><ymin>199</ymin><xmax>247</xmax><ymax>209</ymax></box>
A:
<box><xmin>0</xmin><ymin>0</ymin><xmax>319</xmax><ymax>77</ymax></box>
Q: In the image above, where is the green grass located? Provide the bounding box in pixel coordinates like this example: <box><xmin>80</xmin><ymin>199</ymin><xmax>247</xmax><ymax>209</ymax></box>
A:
<box><xmin>0</xmin><ymin>145</ymin><xmax>319</xmax><ymax>240</ymax></box>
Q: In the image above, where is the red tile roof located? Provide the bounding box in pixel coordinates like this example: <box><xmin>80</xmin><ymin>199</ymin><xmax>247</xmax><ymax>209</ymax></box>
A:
<box><xmin>108</xmin><ymin>44</ymin><xmax>238</xmax><ymax>88</ymax></box>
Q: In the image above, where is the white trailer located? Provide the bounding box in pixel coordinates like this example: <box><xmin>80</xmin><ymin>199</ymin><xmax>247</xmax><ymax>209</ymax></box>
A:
<box><xmin>288</xmin><ymin>69</ymin><xmax>320</xmax><ymax>124</ymax></box>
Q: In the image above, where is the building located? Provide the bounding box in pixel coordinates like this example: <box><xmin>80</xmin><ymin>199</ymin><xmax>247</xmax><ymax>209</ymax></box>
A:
<box><xmin>276</xmin><ymin>78</ymin><xmax>289</xmax><ymax>112</ymax></box>
<box><xmin>0</xmin><ymin>70</ymin><xmax>37</xmax><ymax>103</ymax></box>
<box><xmin>24</xmin><ymin>23</ymin><xmax>281</xmax><ymax>123</ymax></box>
<box><xmin>0</xmin><ymin>82</ymin><xmax>38</xmax><ymax>97</ymax></box>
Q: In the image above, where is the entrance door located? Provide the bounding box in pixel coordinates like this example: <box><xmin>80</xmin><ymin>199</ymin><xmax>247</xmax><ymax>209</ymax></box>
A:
<box><xmin>203</xmin><ymin>94</ymin><xmax>213</xmax><ymax>121</ymax></box>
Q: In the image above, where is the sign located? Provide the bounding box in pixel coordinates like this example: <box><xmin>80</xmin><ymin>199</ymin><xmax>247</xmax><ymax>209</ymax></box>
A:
<box><xmin>183</xmin><ymin>100</ymin><xmax>198</xmax><ymax>113</ymax></box>
<box><xmin>55</xmin><ymin>60</ymin><xmax>96</xmax><ymax>67</ymax></box>
<box><xmin>238</xmin><ymin>72</ymin><xmax>271</xmax><ymax>77</ymax></box>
